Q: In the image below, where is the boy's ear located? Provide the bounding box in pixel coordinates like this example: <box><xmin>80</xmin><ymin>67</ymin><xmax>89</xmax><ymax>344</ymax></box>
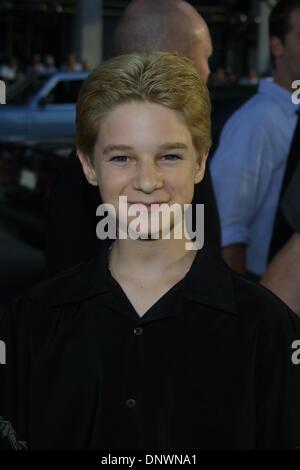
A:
<box><xmin>77</xmin><ymin>150</ymin><xmax>98</xmax><ymax>187</ymax></box>
<box><xmin>194</xmin><ymin>150</ymin><xmax>209</xmax><ymax>184</ymax></box>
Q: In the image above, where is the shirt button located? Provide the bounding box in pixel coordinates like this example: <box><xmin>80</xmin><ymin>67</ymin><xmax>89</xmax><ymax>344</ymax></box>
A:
<box><xmin>126</xmin><ymin>398</ymin><xmax>136</xmax><ymax>408</ymax></box>
<box><xmin>134</xmin><ymin>327</ymin><xmax>143</xmax><ymax>336</ymax></box>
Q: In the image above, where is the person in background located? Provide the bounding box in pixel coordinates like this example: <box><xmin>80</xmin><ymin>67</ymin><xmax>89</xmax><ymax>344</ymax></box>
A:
<box><xmin>44</xmin><ymin>54</ymin><xmax>57</xmax><ymax>74</ymax></box>
<box><xmin>0</xmin><ymin>56</ymin><xmax>18</xmax><ymax>83</ymax></box>
<box><xmin>210</xmin><ymin>0</ymin><xmax>300</xmax><ymax>279</ymax></box>
<box><xmin>239</xmin><ymin>67</ymin><xmax>259</xmax><ymax>85</ymax></box>
<box><xmin>27</xmin><ymin>53</ymin><xmax>46</xmax><ymax>74</ymax></box>
<box><xmin>261</xmin><ymin>159</ymin><xmax>300</xmax><ymax>316</ymax></box>
<box><xmin>227</xmin><ymin>68</ymin><xmax>238</xmax><ymax>85</ymax></box>
<box><xmin>62</xmin><ymin>52</ymin><xmax>82</xmax><ymax>72</ymax></box>
<box><xmin>46</xmin><ymin>0</ymin><xmax>220</xmax><ymax>274</ymax></box>
<box><xmin>213</xmin><ymin>67</ymin><xmax>227</xmax><ymax>85</ymax></box>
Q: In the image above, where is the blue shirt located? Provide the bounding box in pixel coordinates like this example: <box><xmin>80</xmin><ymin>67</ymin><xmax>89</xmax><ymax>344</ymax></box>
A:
<box><xmin>210</xmin><ymin>79</ymin><xmax>299</xmax><ymax>276</ymax></box>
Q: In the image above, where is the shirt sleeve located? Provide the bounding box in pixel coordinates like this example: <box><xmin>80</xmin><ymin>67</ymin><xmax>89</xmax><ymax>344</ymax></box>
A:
<box><xmin>255</xmin><ymin>303</ymin><xmax>300</xmax><ymax>449</ymax></box>
<box><xmin>0</xmin><ymin>298</ymin><xmax>31</xmax><ymax>450</ymax></box>
<box><xmin>210</xmin><ymin>112</ymin><xmax>273</xmax><ymax>248</ymax></box>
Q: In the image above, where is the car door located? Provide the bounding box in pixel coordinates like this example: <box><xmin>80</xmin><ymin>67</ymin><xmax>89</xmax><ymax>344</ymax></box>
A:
<box><xmin>0</xmin><ymin>75</ymin><xmax>49</xmax><ymax>143</ymax></box>
<box><xmin>0</xmin><ymin>106</ymin><xmax>28</xmax><ymax>143</ymax></box>
<box><xmin>28</xmin><ymin>75</ymin><xmax>86</xmax><ymax>144</ymax></box>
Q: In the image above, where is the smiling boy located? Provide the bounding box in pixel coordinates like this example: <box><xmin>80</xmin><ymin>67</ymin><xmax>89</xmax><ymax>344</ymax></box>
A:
<box><xmin>1</xmin><ymin>52</ymin><xmax>300</xmax><ymax>450</ymax></box>
<box><xmin>78</xmin><ymin>98</ymin><xmax>208</xmax><ymax>315</ymax></box>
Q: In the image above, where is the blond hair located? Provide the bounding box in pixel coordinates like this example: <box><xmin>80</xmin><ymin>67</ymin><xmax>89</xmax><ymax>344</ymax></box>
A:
<box><xmin>76</xmin><ymin>52</ymin><xmax>212</xmax><ymax>161</ymax></box>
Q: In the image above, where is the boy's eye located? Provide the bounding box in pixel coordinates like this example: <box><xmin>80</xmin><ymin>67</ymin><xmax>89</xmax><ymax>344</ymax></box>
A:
<box><xmin>162</xmin><ymin>154</ymin><xmax>182</xmax><ymax>161</ymax></box>
<box><xmin>110</xmin><ymin>156</ymin><xmax>129</xmax><ymax>162</ymax></box>
<box><xmin>109</xmin><ymin>155</ymin><xmax>182</xmax><ymax>163</ymax></box>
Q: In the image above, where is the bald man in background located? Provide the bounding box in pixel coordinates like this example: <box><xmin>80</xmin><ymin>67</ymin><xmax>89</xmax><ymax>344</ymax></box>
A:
<box><xmin>114</xmin><ymin>0</ymin><xmax>212</xmax><ymax>82</ymax></box>
<box><xmin>46</xmin><ymin>0</ymin><xmax>220</xmax><ymax>273</ymax></box>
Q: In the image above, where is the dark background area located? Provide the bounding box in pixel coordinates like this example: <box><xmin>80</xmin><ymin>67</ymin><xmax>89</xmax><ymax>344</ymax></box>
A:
<box><xmin>0</xmin><ymin>0</ymin><xmax>270</xmax><ymax>75</ymax></box>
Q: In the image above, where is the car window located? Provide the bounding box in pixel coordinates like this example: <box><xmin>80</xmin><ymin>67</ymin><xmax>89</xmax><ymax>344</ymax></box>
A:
<box><xmin>7</xmin><ymin>74</ymin><xmax>51</xmax><ymax>105</ymax></box>
<box><xmin>43</xmin><ymin>80</ymin><xmax>83</xmax><ymax>104</ymax></box>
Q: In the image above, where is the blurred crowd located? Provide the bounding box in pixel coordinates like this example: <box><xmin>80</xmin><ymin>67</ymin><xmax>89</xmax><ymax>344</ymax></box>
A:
<box><xmin>208</xmin><ymin>66</ymin><xmax>263</xmax><ymax>86</ymax></box>
<box><xmin>0</xmin><ymin>51</ymin><xmax>266</xmax><ymax>88</ymax></box>
<box><xmin>0</xmin><ymin>52</ymin><xmax>93</xmax><ymax>86</ymax></box>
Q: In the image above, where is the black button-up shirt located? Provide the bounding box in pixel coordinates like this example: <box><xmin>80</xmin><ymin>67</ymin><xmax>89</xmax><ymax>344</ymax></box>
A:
<box><xmin>1</xmin><ymin>240</ymin><xmax>300</xmax><ymax>450</ymax></box>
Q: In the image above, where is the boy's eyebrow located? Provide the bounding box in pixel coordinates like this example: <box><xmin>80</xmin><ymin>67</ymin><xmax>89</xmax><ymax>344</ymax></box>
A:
<box><xmin>103</xmin><ymin>145</ymin><xmax>134</xmax><ymax>155</ymax></box>
<box><xmin>102</xmin><ymin>142</ymin><xmax>188</xmax><ymax>154</ymax></box>
<box><xmin>158</xmin><ymin>143</ymin><xmax>188</xmax><ymax>151</ymax></box>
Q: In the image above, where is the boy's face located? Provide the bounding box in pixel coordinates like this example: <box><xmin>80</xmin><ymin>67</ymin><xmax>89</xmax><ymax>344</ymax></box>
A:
<box><xmin>79</xmin><ymin>101</ymin><xmax>208</xmax><ymax>239</ymax></box>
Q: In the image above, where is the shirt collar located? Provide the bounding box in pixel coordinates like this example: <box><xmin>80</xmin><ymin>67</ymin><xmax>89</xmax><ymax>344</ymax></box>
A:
<box><xmin>50</xmin><ymin>240</ymin><xmax>112</xmax><ymax>306</ymax></box>
<box><xmin>178</xmin><ymin>245</ymin><xmax>238</xmax><ymax>316</ymax></box>
<box><xmin>51</xmin><ymin>239</ymin><xmax>238</xmax><ymax>316</ymax></box>
<box><xmin>258</xmin><ymin>78</ymin><xmax>300</xmax><ymax>117</ymax></box>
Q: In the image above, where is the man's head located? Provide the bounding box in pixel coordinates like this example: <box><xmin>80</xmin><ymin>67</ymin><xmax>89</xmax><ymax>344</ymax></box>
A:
<box><xmin>269</xmin><ymin>0</ymin><xmax>300</xmax><ymax>87</ymax></box>
<box><xmin>114</xmin><ymin>0</ymin><xmax>213</xmax><ymax>83</ymax></box>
